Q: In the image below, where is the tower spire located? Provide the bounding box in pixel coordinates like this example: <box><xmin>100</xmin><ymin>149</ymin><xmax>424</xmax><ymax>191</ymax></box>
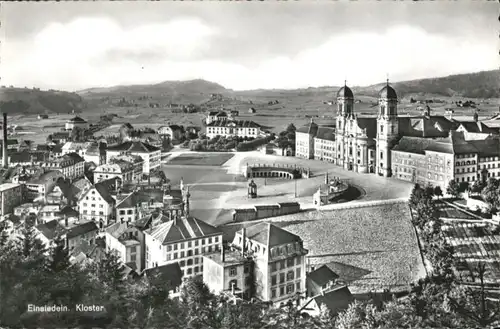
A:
<box><xmin>386</xmin><ymin>73</ymin><xmax>389</xmax><ymax>86</ymax></box>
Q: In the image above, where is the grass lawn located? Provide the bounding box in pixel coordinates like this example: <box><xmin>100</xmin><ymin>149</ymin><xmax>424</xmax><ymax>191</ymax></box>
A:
<box><xmin>166</xmin><ymin>153</ymin><xmax>235</xmax><ymax>166</ymax></box>
<box><xmin>221</xmin><ymin>203</ymin><xmax>425</xmax><ymax>292</ymax></box>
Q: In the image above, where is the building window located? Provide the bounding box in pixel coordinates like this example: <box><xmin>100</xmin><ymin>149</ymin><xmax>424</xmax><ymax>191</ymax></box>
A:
<box><xmin>296</xmin><ymin>257</ymin><xmax>301</xmax><ymax>265</ymax></box>
<box><xmin>279</xmin><ymin>273</ymin><xmax>285</xmax><ymax>284</ymax></box>
<box><xmin>167</xmin><ymin>245</ymin><xmax>172</xmax><ymax>252</ymax></box>
<box><xmin>180</xmin><ymin>251</ymin><xmax>185</xmax><ymax>258</ymax></box>
<box><xmin>286</xmin><ymin>271</ymin><xmax>294</xmax><ymax>281</ymax></box>
<box><xmin>244</xmin><ymin>265</ymin><xmax>249</xmax><ymax>274</ymax></box>
<box><xmin>229</xmin><ymin>267</ymin><xmax>237</xmax><ymax>276</ymax></box>
<box><xmin>173</xmin><ymin>253</ymin><xmax>178</xmax><ymax>259</ymax></box>
<box><xmin>286</xmin><ymin>284</ymin><xmax>295</xmax><ymax>294</ymax></box>
<box><xmin>180</xmin><ymin>261</ymin><xmax>185</xmax><ymax>267</ymax></box>
<box><xmin>280</xmin><ymin>286</ymin><xmax>285</xmax><ymax>296</ymax></box>
<box><xmin>194</xmin><ymin>266</ymin><xmax>199</xmax><ymax>273</ymax></box>
<box><xmin>271</xmin><ymin>289</ymin><xmax>277</xmax><ymax>298</ymax></box>
<box><xmin>187</xmin><ymin>268</ymin><xmax>192</xmax><ymax>275</ymax></box>
<box><xmin>296</xmin><ymin>282</ymin><xmax>300</xmax><ymax>291</ymax></box>
<box><xmin>271</xmin><ymin>275</ymin><xmax>277</xmax><ymax>286</ymax></box>
<box><xmin>296</xmin><ymin>268</ymin><xmax>301</xmax><ymax>278</ymax></box>
<box><xmin>271</xmin><ymin>262</ymin><xmax>277</xmax><ymax>272</ymax></box>
<box><xmin>287</xmin><ymin>258</ymin><xmax>294</xmax><ymax>267</ymax></box>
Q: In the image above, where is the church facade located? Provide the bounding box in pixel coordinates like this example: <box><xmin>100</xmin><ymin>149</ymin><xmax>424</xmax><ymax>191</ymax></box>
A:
<box><xmin>296</xmin><ymin>81</ymin><xmax>500</xmax><ymax>186</ymax></box>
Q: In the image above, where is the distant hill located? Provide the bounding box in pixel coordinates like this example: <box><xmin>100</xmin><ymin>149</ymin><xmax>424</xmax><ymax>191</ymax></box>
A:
<box><xmin>355</xmin><ymin>70</ymin><xmax>500</xmax><ymax>99</ymax></box>
<box><xmin>0</xmin><ymin>87</ymin><xmax>84</xmax><ymax>115</ymax></box>
<box><xmin>78</xmin><ymin>79</ymin><xmax>229</xmax><ymax>105</ymax></box>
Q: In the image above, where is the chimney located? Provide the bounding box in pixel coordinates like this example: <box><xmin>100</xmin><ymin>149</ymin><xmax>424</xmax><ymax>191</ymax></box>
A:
<box><xmin>3</xmin><ymin>113</ymin><xmax>8</xmax><ymax>168</ymax></box>
<box><xmin>221</xmin><ymin>245</ymin><xmax>225</xmax><ymax>262</ymax></box>
<box><xmin>241</xmin><ymin>228</ymin><xmax>246</xmax><ymax>254</ymax></box>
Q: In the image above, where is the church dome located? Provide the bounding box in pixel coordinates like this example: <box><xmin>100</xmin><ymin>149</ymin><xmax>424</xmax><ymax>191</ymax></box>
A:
<box><xmin>379</xmin><ymin>84</ymin><xmax>398</xmax><ymax>100</ymax></box>
<box><xmin>337</xmin><ymin>85</ymin><xmax>354</xmax><ymax>99</ymax></box>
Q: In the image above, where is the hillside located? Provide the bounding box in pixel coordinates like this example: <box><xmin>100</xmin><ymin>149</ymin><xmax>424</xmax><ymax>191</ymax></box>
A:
<box><xmin>78</xmin><ymin>70</ymin><xmax>499</xmax><ymax>108</ymax></box>
<box><xmin>0</xmin><ymin>87</ymin><xmax>84</xmax><ymax>115</ymax></box>
<box><xmin>355</xmin><ymin>70</ymin><xmax>500</xmax><ymax>99</ymax></box>
<box><xmin>79</xmin><ymin>79</ymin><xmax>229</xmax><ymax>106</ymax></box>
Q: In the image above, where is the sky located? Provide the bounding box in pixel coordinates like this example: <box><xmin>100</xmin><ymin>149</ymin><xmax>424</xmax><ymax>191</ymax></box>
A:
<box><xmin>1</xmin><ymin>2</ymin><xmax>498</xmax><ymax>92</ymax></box>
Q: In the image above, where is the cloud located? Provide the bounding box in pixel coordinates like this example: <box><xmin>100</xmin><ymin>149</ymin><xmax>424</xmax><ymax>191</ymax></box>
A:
<box><xmin>1</xmin><ymin>15</ymin><xmax>497</xmax><ymax>91</ymax></box>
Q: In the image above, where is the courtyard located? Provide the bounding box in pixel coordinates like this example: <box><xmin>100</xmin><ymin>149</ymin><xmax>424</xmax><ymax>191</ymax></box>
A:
<box><xmin>161</xmin><ymin>151</ymin><xmax>414</xmax><ymax>225</ymax></box>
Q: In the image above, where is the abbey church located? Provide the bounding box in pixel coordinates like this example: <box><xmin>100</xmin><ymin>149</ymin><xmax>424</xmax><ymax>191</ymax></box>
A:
<box><xmin>296</xmin><ymin>81</ymin><xmax>500</xmax><ymax>188</ymax></box>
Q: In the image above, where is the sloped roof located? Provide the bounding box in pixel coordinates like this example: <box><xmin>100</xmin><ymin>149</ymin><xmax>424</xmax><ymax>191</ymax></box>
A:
<box><xmin>66</xmin><ymin>221</ymin><xmax>98</xmax><ymax>239</ymax></box>
<box><xmin>58</xmin><ymin>205</ymin><xmax>79</xmax><ymax>217</ymax></box>
<box><xmin>106</xmin><ymin>141</ymin><xmax>160</xmax><ymax>153</ymax></box>
<box><xmin>27</xmin><ymin>170</ymin><xmax>61</xmax><ymax>185</ymax></box>
<box><xmin>297</xmin><ymin>121</ymin><xmax>319</xmax><ymax>135</ymax></box>
<box><xmin>315</xmin><ymin>127</ymin><xmax>335</xmax><ymax>141</ymax></box>
<box><xmin>243</xmin><ymin>222</ymin><xmax>301</xmax><ymax>248</ymax></box>
<box><xmin>206</xmin><ymin>120</ymin><xmax>260</xmax><ymax>128</ymax></box>
<box><xmin>307</xmin><ymin>265</ymin><xmax>339</xmax><ymax>287</ymax></box>
<box><xmin>105</xmin><ymin>221</ymin><xmax>130</xmax><ymax>239</ymax></box>
<box><xmin>393</xmin><ymin>136</ymin><xmax>453</xmax><ymax>155</ymax></box>
<box><xmin>36</xmin><ymin>220</ymin><xmax>67</xmax><ymax>240</ymax></box>
<box><xmin>458</xmin><ymin>121</ymin><xmax>498</xmax><ymax>134</ymax></box>
<box><xmin>93</xmin><ymin>178</ymin><xmax>117</xmax><ymax>204</ymax></box>
<box><xmin>68</xmin><ymin>116</ymin><xmax>87</xmax><ymax>123</ymax></box>
<box><xmin>146</xmin><ymin>217</ymin><xmax>221</xmax><ymax>245</ymax></box>
<box><xmin>143</xmin><ymin>262</ymin><xmax>183</xmax><ymax>288</ymax></box>
<box><xmin>303</xmin><ymin>286</ymin><xmax>354</xmax><ymax>315</ymax></box>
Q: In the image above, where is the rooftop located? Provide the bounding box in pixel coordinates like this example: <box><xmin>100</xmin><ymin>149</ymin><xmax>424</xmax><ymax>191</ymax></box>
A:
<box><xmin>146</xmin><ymin>216</ymin><xmax>221</xmax><ymax>245</ymax></box>
<box><xmin>206</xmin><ymin>120</ymin><xmax>260</xmax><ymax>128</ymax></box>
<box><xmin>66</xmin><ymin>221</ymin><xmax>98</xmax><ymax>239</ymax></box>
<box><xmin>0</xmin><ymin>183</ymin><xmax>20</xmax><ymax>192</ymax></box>
<box><xmin>239</xmin><ymin>222</ymin><xmax>302</xmax><ymax>248</ymax></box>
<box><xmin>204</xmin><ymin>249</ymin><xmax>249</xmax><ymax>266</ymax></box>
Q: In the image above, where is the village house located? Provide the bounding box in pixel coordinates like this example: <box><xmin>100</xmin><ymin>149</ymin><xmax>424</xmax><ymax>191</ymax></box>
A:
<box><xmin>106</xmin><ymin>141</ymin><xmax>161</xmax><ymax>174</ymax></box>
<box><xmin>61</xmin><ymin>141</ymin><xmax>93</xmax><ymax>157</ymax></box>
<box><xmin>229</xmin><ymin>223</ymin><xmax>309</xmax><ymax>305</ymax></box>
<box><xmin>206</xmin><ymin>111</ymin><xmax>228</xmax><ymax>125</ymax></box>
<box><xmin>14</xmin><ymin>203</ymin><xmax>40</xmax><ymax>220</ymax></box>
<box><xmin>295</xmin><ymin>118</ymin><xmax>319</xmax><ymax>159</ymax></box>
<box><xmin>157</xmin><ymin>125</ymin><xmax>184</xmax><ymax>141</ymax></box>
<box><xmin>205</xmin><ymin>120</ymin><xmax>263</xmax><ymax>139</ymax></box>
<box><xmin>142</xmin><ymin>263</ymin><xmax>183</xmax><ymax>299</ymax></box>
<box><xmin>65</xmin><ymin>220</ymin><xmax>99</xmax><ymax>251</ymax></box>
<box><xmin>35</xmin><ymin>219</ymin><xmax>67</xmax><ymax>249</ymax></box>
<box><xmin>38</xmin><ymin>114</ymin><xmax>49</xmax><ymax>120</ymax></box>
<box><xmin>115</xmin><ymin>188</ymin><xmax>164</xmax><ymax>223</ymax></box>
<box><xmin>41</xmin><ymin>152</ymin><xmax>85</xmax><ymax>180</ymax></box>
<box><xmin>0</xmin><ymin>183</ymin><xmax>23</xmax><ymax>217</ymax></box>
<box><xmin>83</xmin><ymin>143</ymin><xmax>103</xmax><ymax>165</ymax></box>
<box><xmin>8</xmin><ymin>151</ymin><xmax>49</xmax><ymax>167</ymax></box>
<box><xmin>105</xmin><ymin>221</ymin><xmax>143</xmax><ymax>272</ymax></box>
<box><xmin>300</xmin><ymin>285</ymin><xmax>354</xmax><ymax>317</ymax></box>
<box><xmin>24</xmin><ymin>170</ymin><xmax>63</xmax><ymax>202</ymax></box>
<box><xmin>65</xmin><ymin>116</ymin><xmax>89</xmax><ymax>131</ymax></box>
<box><xmin>314</xmin><ymin>127</ymin><xmax>336</xmax><ymax>162</ymax></box>
<box><xmin>77</xmin><ymin>177</ymin><xmax>118</xmax><ymax>228</ymax></box>
<box><xmin>144</xmin><ymin>197</ymin><xmax>223</xmax><ymax>278</ymax></box>
<box><xmin>49</xmin><ymin>132</ymin><xmax>71</xmax><ymax>145</ymax></box>
<box><xmin>38</xmin><ymin>204</ymin><xmax>62</xmax><ymax>223</ymax></box>
<box><xmin>93</xmin><ymin>156</ymin><xmax>142</xmax><ymax>184</ymax></box>
<box><xmin>203</xmin><ymin>247</ymin><xmax>254</xmax><ymax>301</ymax></box>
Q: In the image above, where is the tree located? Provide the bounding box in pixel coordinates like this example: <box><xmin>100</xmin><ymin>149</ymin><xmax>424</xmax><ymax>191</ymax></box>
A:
<box><xmin>70</xmin><ymin>127</ymin><xmax>82</xmax><ymax>142</ymax></box>
<box><xmin>424</xmin><ymin>184</ymin><xmax>435</xmax><ymax>199</ymax></box>
<box><xmin>47</xmin><ymin>237</ymin><xmax>71</xmax><ymax>273</ymax></box>
<box><xmin>447</xmin><ymin>264</ymin><xmax>500</xmax><ymax>328</ymax></box>
<box><xmin>446</xmin><ymin>180</ymin><xmax>461</xmax><ymax>199</ymax></box>
<box><xmin>434</xmin><ymin>186</ymin><xmax>443</xmax><ymax>199</ymax></box>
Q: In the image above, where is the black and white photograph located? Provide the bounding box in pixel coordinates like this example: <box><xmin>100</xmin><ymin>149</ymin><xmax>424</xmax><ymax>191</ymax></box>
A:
<box><xmin>0</xmin><ymin>1</ymin><xmax>499</xmax><ymax>328</ymax></box>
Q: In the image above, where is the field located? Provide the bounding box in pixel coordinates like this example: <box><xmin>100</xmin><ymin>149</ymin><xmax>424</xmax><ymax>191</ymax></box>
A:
<box><xmin>221</xmin><ymin>202</ymin><xmax>426</xmax><ymax>293</ymax></box>
<box><xmin>442</xmin><ymin>222</ymin><xmax>500</xmax><ymax>284</ymax></box>
<box><xmin>165</xmin><ymin>153</ymin><xmax>234</xmax><ymax>166</ymax></box>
